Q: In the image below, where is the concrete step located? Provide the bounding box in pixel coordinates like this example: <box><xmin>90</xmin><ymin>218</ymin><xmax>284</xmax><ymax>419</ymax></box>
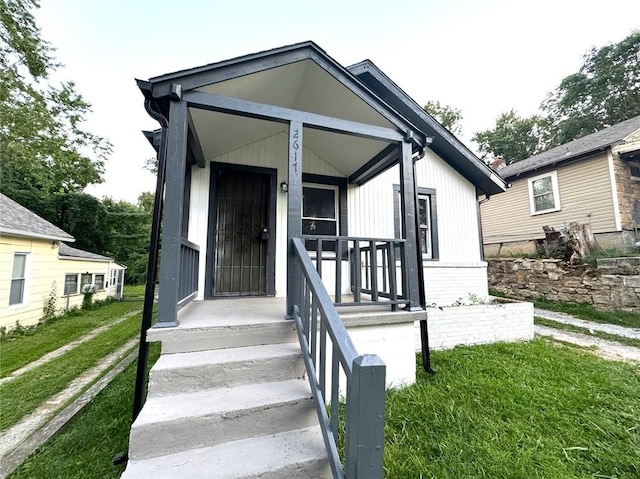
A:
<box><xmin>129</xmin><ymin>379</ymin><xmax>316</xmax><ymax>460</ymax></box>
<box><xmin>147</xmin><ymin>319</ymin><xmax>297</xmax><ymax>354</ymax></box>
<box><xmin>122</xmin><ymin>426</ymin><xmax>331</xmax><ymax>479</ymax></box>
<box><xmin>148</xmin><ymin>343</ymin><xmax>306</xmax><ymax>396</ymax></box>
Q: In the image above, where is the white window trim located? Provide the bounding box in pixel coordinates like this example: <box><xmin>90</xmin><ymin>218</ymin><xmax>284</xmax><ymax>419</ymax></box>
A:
<box><xmin>302</xmin><ymin>182</ymin><xmax>339</xmax><ymax>233</ymax></box>
<box><xmin>629</xmin><ymin>160</ymin><xmax>640</xmax><ymax>181</ymax></box>
<box><xmin>64</xmin><ymin>273</ymin><xmax>80</xmax><ymax>296</ymax></box>
<box><xmin>528</xmin><ymin>171</ymin><xmax>561</xmax><ymax>215</ymax></box>
<box><xmin>8</xmin><ymin>252</ymin><xmax>30</xmax><ymax>309</ymax></box>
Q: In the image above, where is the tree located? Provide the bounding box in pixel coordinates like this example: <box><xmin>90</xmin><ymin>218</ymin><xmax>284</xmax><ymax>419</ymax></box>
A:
<box><xmin>542</xmin><ymin>30</ymin><xmax>640</xmax><ymax>145</ymax></box>
<box><xmin>423</xmin><ymin>100</ymin><xmax>464</xmax><ymax>135</ymax></box>
<box><xmin>0</xmin><ymin>0</ymin><xmax>111</xmax><ymax>219</ymax></box>
<box><xmin>472</xmin><ymin>110</ymin><xmax>549</xmax><ymax>164</ymax></box>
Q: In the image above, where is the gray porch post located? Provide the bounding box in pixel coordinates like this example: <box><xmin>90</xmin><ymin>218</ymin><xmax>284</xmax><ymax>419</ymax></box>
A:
<box><xmin>156</xmin><ymin>95</ymin><xmax>188</xmax><ymax>327</ymax></box>
<box><xmin>399</xmin><ymin>139</ymin><xmax>421</xmax><ymax>310</ymax></box>
<box><xmin>286</xmin><ymin>121</ymin><xmax>303</xmax><ymax>318</ymax></box>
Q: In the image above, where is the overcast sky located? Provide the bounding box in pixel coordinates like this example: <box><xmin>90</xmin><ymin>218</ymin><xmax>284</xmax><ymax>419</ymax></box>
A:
<box><xmin>35</xmin><ymin>0</ymin><xmax>640</xmax><ymax>202</ymax></box>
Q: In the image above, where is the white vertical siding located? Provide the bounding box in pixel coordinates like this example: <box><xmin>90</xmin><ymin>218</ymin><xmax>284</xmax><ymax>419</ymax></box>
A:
<box><xmin>188</xmin><ymin>132</ymin><xmax>345</xmax><ymax>299</ymax></box>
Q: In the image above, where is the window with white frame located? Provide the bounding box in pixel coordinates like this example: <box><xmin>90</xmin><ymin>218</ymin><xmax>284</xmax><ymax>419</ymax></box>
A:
<box><xmin>80</xmin><ymin>273</ymin><xmax>92</xmax><ymax>291</ymax></box>
<box><xmin>64</xmin><ymin>274</ymin><xmax>79</xmax><ymax>295</ymax></box>
<box><xmin>393</xmin><ymin>185</ymin><xmax>439</xmax><ymax>260</ymax></box>
<box><xmin>630</xmin><ymin>160</ymin><xmax>640</xmax><ymax>181</ymax></box>
<box><xmin>302</xmin><ymin>184</ymin><xmax>338</xmax><ymax>236</ymax></box>
<box><xmin>9</xmin><ymin>253</ymin><xmax>28</xmax><ymax>306</ymax></box>
<box><xmin>528</xmin><ymin>171</ymin><xmax>561</xmax><ymax>214</ymax></box>
<box><xmin>94</xmin><ymin>274</ymin><xmax>105</xmax><ymax>291</ymax></box>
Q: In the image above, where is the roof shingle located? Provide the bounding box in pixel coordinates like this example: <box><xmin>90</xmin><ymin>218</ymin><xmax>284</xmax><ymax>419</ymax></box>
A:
<box><xmin>0</xmin><ymin>193</ymin><xmax>74</xmax><ymax>242</ymax></box>
<box><xmin>500</xmin><ymin>115</ymin><xmax>640</xmax><ymax>179</ymax></box>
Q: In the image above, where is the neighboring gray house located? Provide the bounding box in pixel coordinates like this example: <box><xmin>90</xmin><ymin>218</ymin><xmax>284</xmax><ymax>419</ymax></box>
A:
<box><xmin>482</xmin><ymin>115</ymin><xmax>640</xmax><ymax>256</ymax></box>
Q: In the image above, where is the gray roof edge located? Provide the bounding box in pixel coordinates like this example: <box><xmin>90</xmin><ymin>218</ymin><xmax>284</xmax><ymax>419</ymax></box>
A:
<box><xmin>348</xmin><ymin>60</ymin><xmax>507</xmax><ymax>195</ymax></box>
<box><xmin>0</xmin><ymin>227</ymin><xmax>75</xmax><ymax>242</ymax></box>
<box><xmin>500</xmin><ymin>115</ymin><xmax>640</xmax><ymax>179</ymax></box>
<box><xmin>58</xmin><ymin>242</ymin><xmax>113</xmax><ymax>262</ymax></box>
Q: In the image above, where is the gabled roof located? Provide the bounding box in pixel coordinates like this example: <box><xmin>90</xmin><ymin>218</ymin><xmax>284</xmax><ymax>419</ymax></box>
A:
<box><xmin>348</xmin><ymin>60</ymin><xmax>508</xmax><ymax>196</ymax></box>
<box><xmin>499</xmin><ymin>115</ymin><xmax>640</xmax><ymax>179</ymax></box>
<box><xmin>58</xmin><ymin>242</ymin><xmax>113</xmax><ymax>262</ymax></box>
<box><xmin>0</xmin><ymin>193</ymin><xmax>74</xmax><ymax>242</ymax></box>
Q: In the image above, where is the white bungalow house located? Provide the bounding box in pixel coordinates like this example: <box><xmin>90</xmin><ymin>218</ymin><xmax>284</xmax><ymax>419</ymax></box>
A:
<box><xmin>123</xmin><ymin>42</ymin><xmax>527</xmax><ymax>478</ymax></box>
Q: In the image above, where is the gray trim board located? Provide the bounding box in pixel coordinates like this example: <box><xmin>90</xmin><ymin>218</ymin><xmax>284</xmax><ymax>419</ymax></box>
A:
<box><xmin>183</xmin><ymin>91</ymin><xmax>406</xmax><ymax>143</ymax></box>
<box><xmin>156</xmin><ymin>99</ymin><xmax>188</xmax><ymax>328</ymax></box>
<box><xmin>349</xmin><ymin>60</ymin><xmax>507</xmax><ymax>196</ymax></box>
<box><xmin>287</xmin><ymin>121</ymin><xmax>303</xmax><ymax>318</ymax></box>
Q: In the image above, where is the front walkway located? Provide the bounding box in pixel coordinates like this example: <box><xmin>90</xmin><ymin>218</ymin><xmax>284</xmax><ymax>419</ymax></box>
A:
<box><xmin>534</xmin><ymin>308</ymin><xmax>640</xmax><ymax>364</ymax></box>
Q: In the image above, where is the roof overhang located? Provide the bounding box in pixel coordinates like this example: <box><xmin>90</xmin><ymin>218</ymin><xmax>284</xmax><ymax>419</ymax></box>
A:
<box><xmin>0</xmin><ymin>228</ymin><xmax>74</xmax><ymax>243</ymax></box>
<box><xmin>348</xmin><ymin>60</ymin><xmax>508</xmax><ymax>196</ymax></box>
<box><xmin>138</xmin><ymin>41</ymin><xmax>427</xmax><ymax>182</ymax></box>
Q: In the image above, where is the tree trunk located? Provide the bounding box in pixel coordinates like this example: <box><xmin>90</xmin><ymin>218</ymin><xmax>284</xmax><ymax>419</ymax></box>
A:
<box><xmin>565</xmin><ymin>222</ymin><xmax>602</xmax><ymax>263</ymax></box>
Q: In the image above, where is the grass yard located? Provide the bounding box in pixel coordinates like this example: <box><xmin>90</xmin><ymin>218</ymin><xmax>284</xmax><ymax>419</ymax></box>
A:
<box><xmin>385</xmin><ymin>340</ymin><xmax>640</xmax><ymax>478</ymax></box>
<box><xmin>10</xmin><ymin>339</ymin><xmax>639</xmax><ymax>479</ymax></box>
<box><xmin>0</xmin><ymin>311</ymin><xmax>143</xmax><ymax>430</ymax></box>
<box><xmin>535</xmin><ymin>317</ymin><xmax>640</xmax><ymax>349</ymax></box>
<box><xmin>1</xmin><ymin>300</ymin><xmax>143</xmax><ymax>377</ymax></box>
<box><xmin>9</xmin><ymin>344</ymin><xmax>161</xmax><ymax>479</ymax></box>
<box><xmin>532</xmin><ymin>297</ymin><xmax>640</xmax><ymax>328</ymax></box>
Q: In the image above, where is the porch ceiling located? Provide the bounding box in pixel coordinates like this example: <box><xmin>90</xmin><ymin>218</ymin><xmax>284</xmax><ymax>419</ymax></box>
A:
<box><xmin>189</xmin><ymin>60</ymin><xmax>395</xmax><ymax>178</ymax></box>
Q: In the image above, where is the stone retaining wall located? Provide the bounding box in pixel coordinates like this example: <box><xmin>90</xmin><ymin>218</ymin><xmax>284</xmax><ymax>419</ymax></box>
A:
<box><xmin>487</xmin><ymin>257</ymin><xmax>640</xmax><ymax>311</ymax></box>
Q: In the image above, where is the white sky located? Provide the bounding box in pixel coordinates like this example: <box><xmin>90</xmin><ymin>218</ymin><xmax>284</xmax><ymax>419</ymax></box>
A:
<box><xmin>35</xmin><ymin>0</ymin><xmax>640</xmax><ymax>203</ymax></box>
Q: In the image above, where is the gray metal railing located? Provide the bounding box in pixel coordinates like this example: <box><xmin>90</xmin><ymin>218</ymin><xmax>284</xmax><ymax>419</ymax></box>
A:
<box><xmin>303</xmin><ymin>235</ymin><xmax>409</xmax><ymax>311</ymax></box>
<box><xmin>291</xmin><ymin>238</ymin><xmax>386</xmax><ymax>479</ymax></box>
<box><xmin>178</xmin><ymin>238</ymin><xmax>199</xmax><ymax>307</ymax></box>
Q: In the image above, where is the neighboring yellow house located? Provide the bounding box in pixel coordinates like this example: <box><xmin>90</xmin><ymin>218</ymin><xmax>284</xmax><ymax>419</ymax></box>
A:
<box><xmin>0</xmin><ymin>193</ymin><xmax>125</xmax><ymax>331</ymax></box>
<box><xmin>481</xmin><ymin>115</ymin><xmax>640</xmax><ymax>256</ymax></box>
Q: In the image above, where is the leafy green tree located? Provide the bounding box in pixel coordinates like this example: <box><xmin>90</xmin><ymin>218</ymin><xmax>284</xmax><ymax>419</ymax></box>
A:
<box><xmin>472</xmin><ymin>110</ymin><xmax>549</xmax><ymax>164</ymax></box>
<box><xmin>423</xmin><ymin>100</ymin><xmax>464</xmax><ymax>135</ymax></box>
<box><xmin>103</xmin><ymin>196</ymin><xmax>152</xmax><ymax>284</ymax></box>
<box><xmin>542</xmin><ymin>30</ymin><xmax>640</xmax><ymax>145</ymax></box>
<box><xmin>53</xmin><ymin>192</ymin><xmax>108</xmax><ymax>253</ymax></box>
<box><xmin>0</xmin><ymin>0</ymin><xmax>110</xmax><ymax>219</ymax></box>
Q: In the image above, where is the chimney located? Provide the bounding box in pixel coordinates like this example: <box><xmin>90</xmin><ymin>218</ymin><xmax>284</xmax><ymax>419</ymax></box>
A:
<box><xmin>490</xmin><ymin>156</ymin><xmax>506</xmax><ymax>171</ymax></box>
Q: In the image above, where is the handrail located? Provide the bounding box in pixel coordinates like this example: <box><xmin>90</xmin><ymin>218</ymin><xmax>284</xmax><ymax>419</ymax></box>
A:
<box><xmin>291</xmin><ymin>238</ymin><xmax>386</xmax><ymax>479</ymax></box>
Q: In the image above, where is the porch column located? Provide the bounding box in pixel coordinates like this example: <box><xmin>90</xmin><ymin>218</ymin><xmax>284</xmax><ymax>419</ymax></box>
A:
<box><xmin>399</xmin><ymin>140</ymin><xmax>421</xmax><ymax>310</ymax></box>
<box><xmin>156</xmin><ymin>97</ymin><xmax>188</xmax><ymax>327</ymax></box>
<box><xmin>286</xmin><ymin>121</ymin><xmax>303</xmax><ymax>318</ymax></box>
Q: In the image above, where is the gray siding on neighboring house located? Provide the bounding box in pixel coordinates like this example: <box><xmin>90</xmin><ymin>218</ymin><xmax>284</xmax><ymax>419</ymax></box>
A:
<box><xmin>482</xmin><ymin>152</ymin><xmax>617</xmax><ymax>244</ymax></box>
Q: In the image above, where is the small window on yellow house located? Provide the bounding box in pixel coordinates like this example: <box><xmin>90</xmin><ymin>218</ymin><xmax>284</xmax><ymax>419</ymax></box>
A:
<box><xmin>9</xmin><ymin>253</ymin><xmax>28</xmax><ymax>306</ymax></box>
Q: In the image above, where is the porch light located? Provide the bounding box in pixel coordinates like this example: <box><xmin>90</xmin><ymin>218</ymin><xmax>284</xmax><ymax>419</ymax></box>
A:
<box><xmin>280</xmin><ymin>181</ymin><xmax>288</xmax><ymax>194</ymax></box>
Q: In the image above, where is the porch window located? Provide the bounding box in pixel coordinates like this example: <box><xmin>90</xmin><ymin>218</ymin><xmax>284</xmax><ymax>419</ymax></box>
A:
<box><xmin>394</xmin><ymin>186</ymin><xmax>439</xmax><ymax>260</ymax></box>
<box><xmin>9</xmin><ymin>253</ymin><xmax>28</xmax><ymax>306</ymax></box>
<box><xmin>64</xmin><ymin>274</ymin><xmax>79</xmax><ymax>295</ymax></box>
<box><xmin>528</xmin><ymin>171</ymin><xmax>561</xmax><ymax>214</ymax></box>
<box><xmin>302</xmin><ymin>184</ymin><xmax>338</xmax><ymax>236</ymax></box>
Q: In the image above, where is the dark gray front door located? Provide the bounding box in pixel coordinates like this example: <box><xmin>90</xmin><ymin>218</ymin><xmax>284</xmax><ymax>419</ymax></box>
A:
<box><xmin>213</xmin><ymin>170</ymin><xmax>270</xmax><ymax>296</ymax></box>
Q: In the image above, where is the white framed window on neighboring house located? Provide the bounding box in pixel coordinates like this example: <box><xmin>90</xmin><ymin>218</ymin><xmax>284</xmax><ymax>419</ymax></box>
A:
<box><xmin>94</xmin><ymin>274</ymin><xmax>105</xmax><ymax>291</ymax></box>
<box><xmin>630</xmin><ymin>160</ymin><xmax>640</xmax><ymax>181</ymax></box>
<box><xmin>64</xmin><ymin>274</ymin><xmax>79</xmax><ymax>295</ymax></box>
<box><xmin>528</xmin><ymin>171</ymin><xmax>561</xmax><ymax>215</ymax></box>
<box><xmin>302</xmin><ymin>184</ymin><xmax>339</xmax><ymax>236</ymax></box>
<box><xmin>9</xmin><ymin>253</ymin><xmax>28</xmax><ymax>306</ymax></box>
<box><xmin>80</xmin><ymin>273</ymin><xmax>93</xmax><ymax>291</ymax></box>
<box><xmin>393</xmin><ymin>185</ymin><xmax>439</xmax><ymax>260</ymax></box>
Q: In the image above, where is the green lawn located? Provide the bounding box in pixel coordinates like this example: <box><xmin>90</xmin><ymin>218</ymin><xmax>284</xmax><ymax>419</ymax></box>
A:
<box><xmin>535</xmin><ymin>317</ymin><xmax>640</xmax><ymax>349</ymax></box>
<box><xmin>385</xmin><ymin>340</ymin><xmax>640</xmax><ymax>478</ymax></box>
<box><xmin>10</xmin><ymin>339</ymin><xmax>640</xmax><ymax>479</ymax></box>
<box><xmin>0</xmin><ymin>300</ymin><xmax>142</xmax><ymax>377</ymax></box>
<box><xmin>0</xmin><ymin>312</ymin><xmax>143</xmax><ymax>430</ymax></box>
<box><xmin>9</xmin><ymin>344</ymin><xmax>161</xmax><ymax>479</ymax></box>
<box><xmin>532</xmin><ymin>297</ymin><xmax>640</xmax><ymax>328</ymax></box>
